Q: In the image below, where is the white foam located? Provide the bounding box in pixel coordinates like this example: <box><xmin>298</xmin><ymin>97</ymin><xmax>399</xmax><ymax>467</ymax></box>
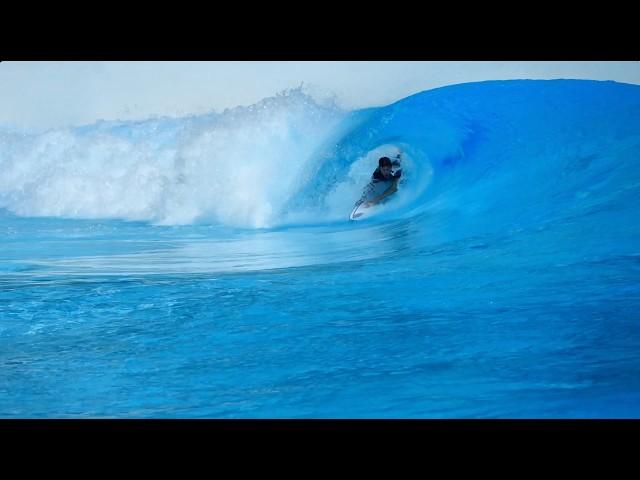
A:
<box><xmin>0</xmin><ymin>89</ymin><xmax>344</xmax><ymax>228</ymax></box>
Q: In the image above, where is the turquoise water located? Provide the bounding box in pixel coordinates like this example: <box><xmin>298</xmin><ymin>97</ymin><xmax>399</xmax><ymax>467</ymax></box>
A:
<box><xmin>1</xmin><ymin>80</ymin><xmax>640</xmax><ymax>417</ymax></box>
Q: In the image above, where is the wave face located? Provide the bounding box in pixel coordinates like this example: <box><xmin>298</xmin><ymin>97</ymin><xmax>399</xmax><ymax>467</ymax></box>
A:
<box><xmin>2</xmin><ymin>79</ymin><xmax>640</xmax><ymax>418</ymax></box>
<box><xmin>2</xmin><ymin>80</ymin><xmax>640</xmax><ymax>237</ymax></box>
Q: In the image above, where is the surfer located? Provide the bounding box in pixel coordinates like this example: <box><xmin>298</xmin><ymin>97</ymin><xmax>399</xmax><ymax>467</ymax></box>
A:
<box><xmin>359</xmin><ymin>154</ymin><xmax>402</xmax><ymax>207</ymax></box>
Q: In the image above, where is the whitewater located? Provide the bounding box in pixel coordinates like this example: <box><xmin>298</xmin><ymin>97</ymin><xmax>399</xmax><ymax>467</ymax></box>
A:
<box><xmin>1</xmin><ymin>79</ymin><xmax>639</xmax><ymax>417</ymax></box>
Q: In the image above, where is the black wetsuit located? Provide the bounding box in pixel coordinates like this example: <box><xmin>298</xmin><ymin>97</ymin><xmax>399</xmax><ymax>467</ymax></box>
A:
<box><xmin>372</xmin><ymin>167</ymin><xmax>394</xmax><ymax>183</ymax></box>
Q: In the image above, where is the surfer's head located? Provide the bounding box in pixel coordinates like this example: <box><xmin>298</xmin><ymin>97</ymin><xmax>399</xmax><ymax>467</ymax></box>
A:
<box><xmin>378</xmin><ymin>157</ymin><xmax>392</xmax><ymax>168</ymax></box>
<box><xmin>378</xmin><ymin>157</ymin><xmax>393</xmax><ymax>178</ymax></box>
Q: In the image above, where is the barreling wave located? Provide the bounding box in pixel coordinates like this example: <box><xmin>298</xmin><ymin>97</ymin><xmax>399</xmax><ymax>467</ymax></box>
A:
<box><xmin>1</xmin><ymin>80</ymin><xmax>640</xmax><ymax>239</ymax></box>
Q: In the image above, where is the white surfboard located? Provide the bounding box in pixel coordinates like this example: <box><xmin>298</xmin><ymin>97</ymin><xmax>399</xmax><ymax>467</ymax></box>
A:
<box><xmin>349</xmin><ymin>200</ymin><xmax>383</xmax><ymax>221</ymax></box>
<box><xmin>349</xmin><ymin>202</ymin><xmax>366</xmax><ymax>220</ymax></box>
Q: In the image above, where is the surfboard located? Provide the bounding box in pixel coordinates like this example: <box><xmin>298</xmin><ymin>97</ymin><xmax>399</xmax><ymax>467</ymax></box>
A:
<box><xmin>349</xmin><ymin>202</ymin><xmax>366</xmax><ymax>220</ymax></box>
<box><xmin>349</xmin><ymin>200</ymin><xmax>383</xmax><ymax>221</ymax></box>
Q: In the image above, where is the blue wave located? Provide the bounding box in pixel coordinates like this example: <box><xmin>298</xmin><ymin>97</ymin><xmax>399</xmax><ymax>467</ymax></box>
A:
<box><xmin>2</xmin><ymin>80</ymin><xmax>639</xmax><ymax>234</ymax></box>
<box><xmin>289</xmin><ymin>80</ymin><xmax>640</xmax><ymax>242</ymax></box>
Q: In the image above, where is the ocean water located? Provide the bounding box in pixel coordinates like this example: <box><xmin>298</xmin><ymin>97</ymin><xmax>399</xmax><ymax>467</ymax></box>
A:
<box><xmin>1</xmin><ymin>80</ymin><xmax>639</xmax><ymax>418</ymax></box>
